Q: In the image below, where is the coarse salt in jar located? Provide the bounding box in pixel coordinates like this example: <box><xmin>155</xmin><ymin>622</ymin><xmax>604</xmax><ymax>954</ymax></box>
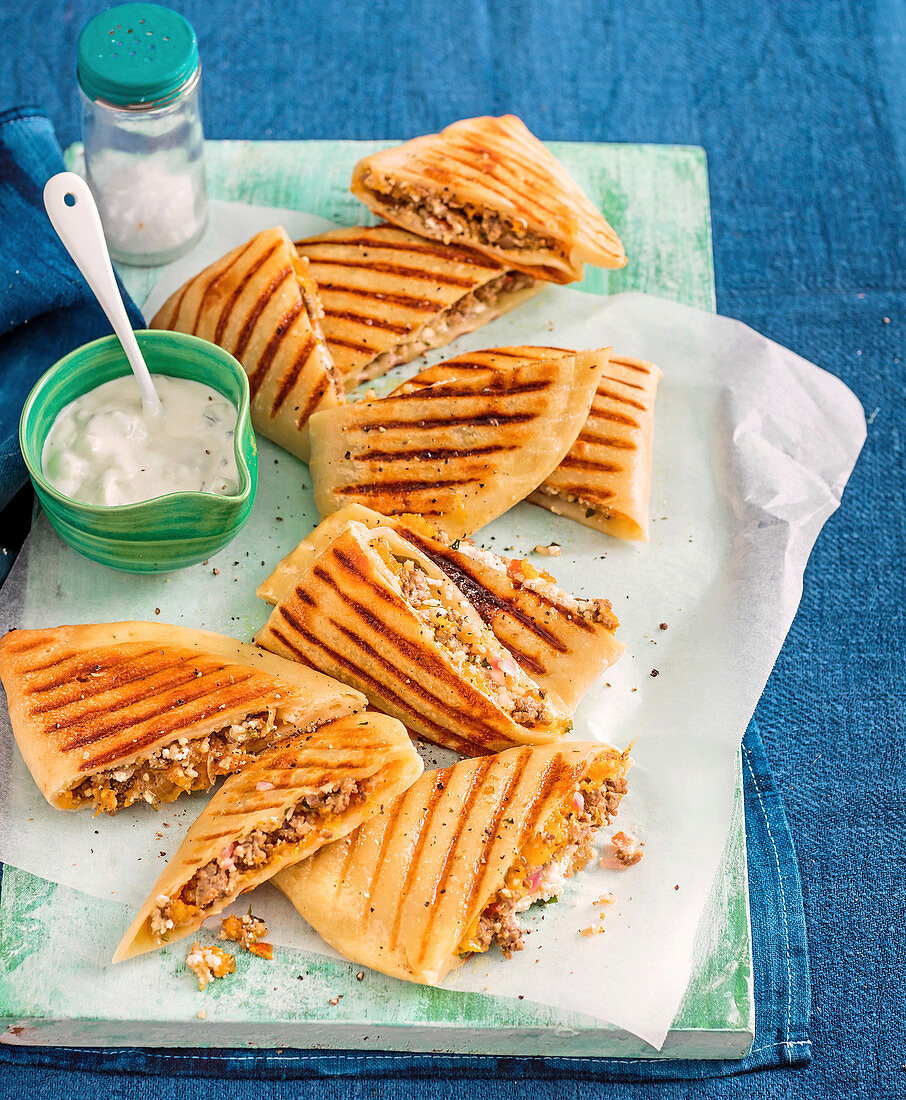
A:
<box><xmin>77</xmin><ymin>2</ymin><xmax>208</xmax><ymax>266</ymax></box>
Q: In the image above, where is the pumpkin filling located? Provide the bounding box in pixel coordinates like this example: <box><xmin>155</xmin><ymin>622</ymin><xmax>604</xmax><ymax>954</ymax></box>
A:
<box><xmin>458</xmin><ymin>775</ymin><xmax>628</xmax><ymax>958</ymax></box>
<box><xmin>60</xmin><ymin>712</ymin><xmax>283</xmax><ymax>814</ymax></box>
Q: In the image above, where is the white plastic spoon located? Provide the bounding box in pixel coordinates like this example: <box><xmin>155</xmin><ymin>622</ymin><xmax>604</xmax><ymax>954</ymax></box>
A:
<box><xmin>43</xmin><ymin>171</ymin><xmax>163</xmax><ymax>417</ymax></box>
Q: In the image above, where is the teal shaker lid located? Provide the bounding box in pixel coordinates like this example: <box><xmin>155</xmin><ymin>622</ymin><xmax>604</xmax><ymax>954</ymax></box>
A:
<box><xmin>77</xmin><ymin>3</ymin><xmax>199</xmax><ymax>106</ymax></box>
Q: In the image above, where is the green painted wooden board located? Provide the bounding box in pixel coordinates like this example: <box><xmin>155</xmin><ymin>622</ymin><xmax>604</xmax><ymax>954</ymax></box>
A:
<box><xmin>0</xmin><ymin>139</ymin><xmax>753</xmax><ymax>1058</ymax></box>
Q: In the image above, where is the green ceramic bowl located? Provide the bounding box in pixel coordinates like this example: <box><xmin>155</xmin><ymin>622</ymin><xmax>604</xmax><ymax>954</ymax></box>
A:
<box><xmin>20</xmin><ymin>331</ymin><xmax>258</xmax><ymax>574</ymax></box>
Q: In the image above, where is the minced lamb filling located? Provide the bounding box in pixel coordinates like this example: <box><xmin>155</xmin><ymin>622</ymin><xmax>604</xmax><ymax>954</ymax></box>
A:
<box><xmin>149</xmin><ymin>778</ymin><xmax>368</xmax><ymax>939</ymax></box>
<box><xmin>385</xmin><ymin>549</ymin><xmax>552</xmax><ymax>726</ymax></box>
<box><xmin>371</xmin><ymin>177</ymin><xmax>560</xmax><ymax>254</ymax></box>
<box><xmin>458</xmin><ymin>777</ymin><xmax>627</xmax><ymax>958</ymax></box>
<box><xmin>61</xmin><ymin>712</ymin><xmax>281</xmax><ymax>814</ymax></box>
<box><xmin>364</xmin><ymin>271</ymin><xmax>536</xmax><ymax>380</ymax></box>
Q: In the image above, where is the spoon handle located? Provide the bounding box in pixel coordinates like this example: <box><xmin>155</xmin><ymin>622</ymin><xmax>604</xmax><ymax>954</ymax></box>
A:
<box><xmin>43</xmin><ymin>172</ymin><xmax>163</xmax><ymax>417</ymax></box>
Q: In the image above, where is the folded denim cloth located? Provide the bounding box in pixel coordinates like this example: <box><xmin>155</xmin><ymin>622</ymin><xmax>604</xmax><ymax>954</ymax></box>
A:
<box><xmin>0</xmin><ymin>721</ymin><xmax>810</xmax><ymax>1083</ymax></box>
<box><xmin>0</xmin><ymin>106</ymin><xmax>144</xmax><ymax>514</ymax></box>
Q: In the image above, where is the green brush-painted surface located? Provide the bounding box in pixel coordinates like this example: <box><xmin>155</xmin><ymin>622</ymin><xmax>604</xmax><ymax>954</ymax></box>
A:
<box><xmin>0</xmin><ymin>139</ymin><xmax>750</xmax><ymax>1057</ymax></box>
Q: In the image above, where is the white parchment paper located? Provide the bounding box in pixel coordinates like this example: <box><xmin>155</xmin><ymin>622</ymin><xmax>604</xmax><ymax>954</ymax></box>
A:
<box><xmin>0</xmin><ymin>201</ymin><xmax>866</xmax><ymax>1049</ymax></box>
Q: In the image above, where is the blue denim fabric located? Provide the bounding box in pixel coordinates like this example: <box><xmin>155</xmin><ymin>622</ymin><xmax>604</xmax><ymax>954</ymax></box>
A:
<box><xmin>0</xmin><ymin>723</ymin><xmax>807</xmax><ymax>1082</ymax></box>
<box><xmin>0</xmin><ymin>107</ymin><xmax>144</xmax><ymax>522</ymax></box>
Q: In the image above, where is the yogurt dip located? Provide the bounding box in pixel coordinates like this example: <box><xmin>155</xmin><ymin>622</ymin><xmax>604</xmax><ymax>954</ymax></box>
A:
<box><xmin>42</xmin><ymin>375</ymin><xmax>241</xmax><ymax>507</ymax></box>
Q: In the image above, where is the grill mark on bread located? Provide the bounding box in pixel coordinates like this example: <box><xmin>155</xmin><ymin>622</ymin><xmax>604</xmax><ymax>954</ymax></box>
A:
<box><xmin>332</xmin><ymin>830</ymin><xmax>361</xmax><ymax>895</ymax></box>
<box><xmin>44</xmin><ymin>661</ymin><xmax>243</xmax><ymax>735</ymax></box>
<box><xmin>213</xmin><ymin>244</ymin><xmax>282</xmax><ymax>344</ymax></box>
<box><xmin>388</xmin><ymin>772</ymin><xmax>447</xmax><ymax>951</ymax></box>
<box><xmin>274</xmin><ymin>549</ymin><xmax>513</xmax><ymax>750</ymax></box>
<box><xmin>322</xmin><ymin>308</ymin><xmax>412</xmax><ymax>335</ymax></box>
<box><xmin>192</xmin><ymin>239</ymin><xmax>256</xmax><ymax>334</ymax></box>
<box><xmin>322</xmin><ymin>590</ymin><xmax>505</xmax><ymax>744</ymax></box>
<box><xmin>360</xmin><ymin>790</ymin><xmax>409</xmax><ymax>922</ymax></box>
<box><xmin>517</xmin><ymin>753</ymin><xmax>568</xmax><ymax>848</ymax></box>
<box><xmin>588</xmin><ymin>407</ymin><xmax>640</xmax><ymax>429</ymax></box>
<box><xmin>594</xmin><ymin>388</ymin><xmax>647</xmax><ymax>411</ymax></box>
<box><xmin>388</xmin><ymin>378</ymin><xmax>552</xmax><ymax>401</ymax></box>
<box><xmin>246</xmin><ymin>300</ymin><xmax>305</xmax><ymax>398</ymax></box>
<box><xmin>310</xmin><ymin>284</ymin><xmax>445</xmax><ymax>312</ymax></box>
<box><xmin>297</xmin><ymin>233</ymin><xmax>504</xmax><ymax>270</ymax></box>
<box><xmin>461</xmin><ymin>748</ymin><xmax>532</xmax><ymax>922</ymax></box>
<box><xmin>576</xmin><ymin>430</ymin><xmax>637</xmax><ymax>450</ymax></box>
<box><xmin>233</xmin><ymin>267</ymin><xmax>295</xmax><ymax>360</ymax></box>
<box><xmin>29</xmin><ymin>656</ymin><xmax>205</xmax><ymax>715</ymax></box>
<box><xmin>417</xmin><ymin>146</ymin><xmax>566</xmax><ymax>224</ymax></box>
<box><xmin>22</xmin><ymin>646</ymin><xmax>159</xmax><ymax>687</ymax></box>
<box><xmin>558</xmin><ymin>456</ymin><xmax>623</xmax><ymax>474</ymax></box>
<box><xmin>325</xmin><ymin>335</ymin><xmax>382</xmax><ymax>354</ymax></box>
<box><xmin>297</xmin><ymin>257</ymin><xmax>477</xmax><ymax>287</ymax></box>
<box><xmin>599</xmin><ymin>373</ymin><xmax>645</xmax><ymax>393</ymax></box>
<box><xmin>610</xmin><ymin>356</ymin><xmax>653</xmax><ymax>374</ymax></box>
<box><xmin>349</xmin><ymin>411</ymin><xmax>536</xmax><ymax>432</ymax></box>
<box><xmin>162</xmin><ymin>279</ymin><xmax>193</xmax><ymax>329</ymax></box>
<box><xmin>58</xmin><ymin>670</ymin><xmax>259</xmax><ymax>751</ymax></box>
<box><xmin>414</xmin><ymin>757</ymin><xmax>495</xmax><ymax>966</ymax></box>
<box><xmin>333</xmin><ymin>477</ymin><xmax>475</xmax><ymax>497</ymax></box>
<box><xmin>291</xmin><ymin>374</ymin><xmax>331</xmax><ymax>429</ymax></box>
<box><xmin>269</xmin><ymin>618</ymin><xmax>481</xmax><ymax>755</ymax></box>
<box><xmin>357</xmin><ymin>443</ymin><xmax>517</xmax><ymax>463</ymax></box>
<box><xmin>270</xmin><ymin>334</ymin><xmax>316</xmax><ymax>416</ymax></box>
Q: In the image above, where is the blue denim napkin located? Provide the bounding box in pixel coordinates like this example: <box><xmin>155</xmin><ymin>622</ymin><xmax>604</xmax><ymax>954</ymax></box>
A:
<box><xmin>0</xmin><ymin>106</ymin><xmax>144</xmax><ymax>515</ymax></box>
<box><xmin>0</xmin><ymin>721</ymin><xmax>810</xmax><ymax>1081</ymax></box>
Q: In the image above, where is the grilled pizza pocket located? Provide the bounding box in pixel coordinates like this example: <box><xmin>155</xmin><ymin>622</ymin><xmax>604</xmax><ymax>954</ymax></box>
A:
<box><xmin>295</xmin><ymin>224</ymin><xmax>541</xmax><ymax>391</ymax></box>
<box><xmin>529</xmin><ymin>355</ymin><xmax>662</xmax><ymax>541</ymax></box>
<box><xmin>258</xmin><ymin>504</ymin><xmax>624</xmax><ymax>710</ymax></box>
<box><xmin>0</xmin><ymin>622</ymin><xmax>365</xmax><ymax>813</ymax></box>
<box><xmin>351</xmin><ymin>115</ymin><xmax>627</xmax><ymax>284</ymax></box>
<box><xmin>150</xmin><ymin>226</ymin><xmax>344</xmax><ymax>462</ymax></box>
<box><xmin>307</xmin><ymin>346</ymin><xmax>611</xmax><ymax>540</ymax></box>
<box><xmin>113</xmin><ymin>712</ymin><xmax>423</xmax><ymax>961</ymax></box>
<box><xmin>256</xmin><ymin>521</ymin><xmax>573</xmax><ymax>756</ymax></box>
<box><xmin>275</xmin><ymin>741</ymin><xmax>630</xmax><ymax>986</ymax></box>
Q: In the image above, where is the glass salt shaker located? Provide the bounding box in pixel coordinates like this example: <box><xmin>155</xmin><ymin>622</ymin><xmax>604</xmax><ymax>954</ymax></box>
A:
<box><xmin>77</xmin><ymin>2</ymin><xmax>208</xmax><ymax>266</ymax></box>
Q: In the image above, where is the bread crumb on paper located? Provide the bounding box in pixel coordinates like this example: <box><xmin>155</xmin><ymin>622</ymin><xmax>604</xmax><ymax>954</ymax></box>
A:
<box><xmin>611</xmin><ymin>831</ymin><xmax>644</xmax><ymax>867</ymax></box>
<box><xmin>532</xmin><ymin>542</ymin><xmax>562</xmax><ymax>557</ymax></box>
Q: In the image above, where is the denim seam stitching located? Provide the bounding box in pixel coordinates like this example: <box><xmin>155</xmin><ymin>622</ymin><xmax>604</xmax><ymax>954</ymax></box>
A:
<box><xmin>13</xmin><ymin>1040</ymin><xmax>812</xmax><ymax>1066</ymax></box>
<box><xmin>742</xmin><ymin>741</ymin><xmax>793</xmax><ymax>1048</ymax></box>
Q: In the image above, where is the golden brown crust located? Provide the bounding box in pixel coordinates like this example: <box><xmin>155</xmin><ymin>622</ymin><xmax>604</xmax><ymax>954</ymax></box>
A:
<box><xmin>150</xmin><ymin>227</ymin><xmax>344</xmax><ymax>462</ymax></box>
<box><xmin>257</xmin><ymin>505</ymin><xmax>625</xmax><ymax>710</ymax></box>
<box><xmin>394</xmin><ymin>351</ymin><xmax>662</xmax><ymax>541</ymax></box>
<box><xmin>275</xmin><ymin>742</ymin><xmax>630</xmax><ymax>985</ymax></box>
<box><xmin>528</xmin><ymin>355</ymin><xmax>662</xmax><ymax>540</ymax></box>
<box><xmin>113</xmin><ymin>712</ymin><xmax>423</xmax><ymax>961</ymax></box>
<box><xmin>255</xmin><ymin>522</ymin><xmax>573</xmax><ymax>756</ymax></box>
<box><xmin>295</xmin><ymin>224</ymin><xmax>542</xmax><ymax>390</ymax></box>
<box><xmin>350</xmin><ymin>116</ymin><xmax>627</xmax><ymax>284</ymax></box>
<box><xmin>0</xmin><ymin>622</ymin><xmax>365</xmax><ymax>809</ymax></box>
<box><xmin>306</xmin><ymin>346</ymin><xmax>611</xmax><ymax>540</ymax></box>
